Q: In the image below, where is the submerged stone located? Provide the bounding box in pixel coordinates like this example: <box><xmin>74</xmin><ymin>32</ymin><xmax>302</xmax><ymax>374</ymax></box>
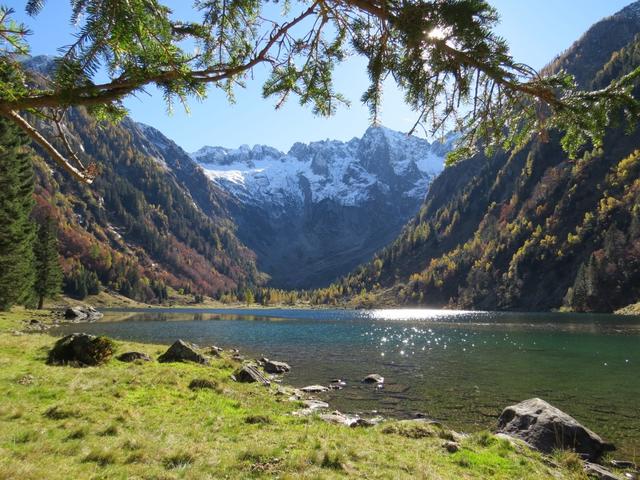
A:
<box><xmin>362</xmin><ymin>374</ymin><xmax>384</xmax><ymax>384</ymax></box>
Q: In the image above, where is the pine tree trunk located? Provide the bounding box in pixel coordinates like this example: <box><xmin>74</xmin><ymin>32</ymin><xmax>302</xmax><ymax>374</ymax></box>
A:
<box><xmin>37</xmin><ymin>295</ymin><xmax>44</xmax><ymax>310</ymax></box>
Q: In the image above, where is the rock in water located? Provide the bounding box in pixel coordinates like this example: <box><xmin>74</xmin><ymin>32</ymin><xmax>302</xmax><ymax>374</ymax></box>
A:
<box><xmin>157</xmin><ymin>340</ymin><xmax>209</xmax><ymax>365</ymax></box>
<box><xmin>233</xmin><ymin>365</ymin><xmax>270</xmax><ymax>385</ymax></box>
<box><xmin>362</xmin><ymin>374</ymin><xmax>384</xmax><ymax>384</ymax></box>
<box><xmin>300</xmin><ymin>385</ymin><xmax>329</xmax><ymax>393</ymax></box>
<box><xmin>497</xmin><ymin>398</ymin><xmax>615</xmax><ymax>461</ymax></box>
<box><xmin>63</xmin><ymin>306</ymin><xmax>103</xmax><ymax>321</ymax></box>
<box><xmin>116</xmin><ymin>351</ymin><xmax>151</xmax><ymax>362</ymax></box>
<box><xmin>47</xmin><ymin>333</ymin><xmax>115</xmax><ymax>366</ymax></box>
<box><xmin>263</xmin><ymin>359</ymin><xmax>291</xmax><ymax>374</ymax></box>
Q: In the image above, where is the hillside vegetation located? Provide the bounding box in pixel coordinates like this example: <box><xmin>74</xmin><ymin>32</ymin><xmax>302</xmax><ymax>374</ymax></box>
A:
<box><xmin>326</xmin><ymin>7</ymin><xmax>640</xmax><ymax>312</ymax></box>
<box><xmin>26</xmin><ymin>94</ymin><xmax>265</xmax><ymax>304</ymax></box>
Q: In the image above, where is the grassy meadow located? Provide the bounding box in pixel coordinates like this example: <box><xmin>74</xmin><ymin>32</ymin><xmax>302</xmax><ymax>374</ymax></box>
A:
<box><xmin>0</xmin><ymin>309</ymin><xmax>594</xmax><ymax>479</ymax></box>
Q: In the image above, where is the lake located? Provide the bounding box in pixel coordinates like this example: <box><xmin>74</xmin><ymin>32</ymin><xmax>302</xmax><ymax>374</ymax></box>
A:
<box><xmin>51</xmin><ymin>308</ymin><xmax>640</xmax><ymax>456</ymax></box>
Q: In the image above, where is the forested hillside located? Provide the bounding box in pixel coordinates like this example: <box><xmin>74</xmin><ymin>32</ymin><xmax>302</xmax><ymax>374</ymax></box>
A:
<box><xmin>24</xmin><ymin>63</ymin><xmax>265</xmax><ymax>302</ymax></box>
<box><xmin>332</xmin><ymin>4</ymin><xmax>640</xmax><ymax>312</ymax></box>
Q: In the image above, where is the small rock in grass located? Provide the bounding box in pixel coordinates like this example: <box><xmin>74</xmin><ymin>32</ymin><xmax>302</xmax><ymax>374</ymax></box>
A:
<box><xmin>444</xmin><ymin>441</ymin><xmax>460</xmax><ymax>453</ymax></box>
<box><xmin>204</xmin><ymin>346</ymin><xmax>223</xmax><ymax>356</ymax></box>
<box><xmin>233</xmin><ymin>365</ymin><xmax>270</xmax><ymax>386</ymax></box>
<box><xmin>157</xmin><ymin>340</ymin><xmax>209</xmax><ymax>365</ymax></box>
<box><xmin>116</xmin><ymin>351</ymin><xmax>151</xmax><ymax>362</ymax></box>
<box><xmin>584</xmin><ymin>462</ymin><xmax>623</xmax><ymax>480</ymax></box>
<box><xmin>17</xmin><ymin>374</ymin><xmax>35</xmax><ymax>385</ymax></box>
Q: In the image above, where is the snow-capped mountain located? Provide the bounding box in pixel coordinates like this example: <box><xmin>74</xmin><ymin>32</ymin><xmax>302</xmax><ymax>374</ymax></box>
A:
<box><xmin>193</xmin><ymin>126</ymin><xmax>447</xmax><ymax>211</ymax></box>
<box><xmin>189</xmin><ymin>126</ymin><xmax>450</xmax><ymax>289</ymax></box>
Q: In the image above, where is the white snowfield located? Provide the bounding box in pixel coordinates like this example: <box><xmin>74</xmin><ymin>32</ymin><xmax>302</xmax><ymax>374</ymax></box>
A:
<box><xmin>191</xmin><ymin>126</ymin><xmax>450</xmax><ymax>209</ymax></box>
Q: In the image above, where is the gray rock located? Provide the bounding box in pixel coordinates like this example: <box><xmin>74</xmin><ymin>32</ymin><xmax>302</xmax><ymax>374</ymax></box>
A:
<box><xmin>362</xmin><ymin>374</ymin><xmax>384</xmax><ymax>384</ymax></box>
<box><xmin>351</xmin><ymin>417</ymin><xmax>382</xmax><ymax>428</ymax></box>
<box><xmin>63</xmin><ymin>306</ymin><xmax>103</xmax><ymax>322</ymax></box>
<box><xmin>157</xmin><ymin>340</ymin><xmax>209</xmax><ymax>365</ymax></box>
<box><xmin>329</xmin><ymin>379</ymin><xmax>346</xmax><ymax>390</ymax></box>
<box><xmin>610</xmin><ymin>460</ymin><xmax>637</xmax><ymax>470</ymax></box>
<box><xmin>263</xmin><ymin>359</ymin><xmax>291</xmax><ymax>374</ymax></box>
<box><xmin>47</xmin><ymin>333</ymin><xmax>115</xmax><ymax>366</ymax></box>
<box><xmin>320</xmin><ymin>411</ymin><xmax>358</xmax><ymax>426</ymax></box>
<box><xmin>292</xmin><ymin>399</ymin><xmax>330</xmax><ymax>417</ymax></box>
<box><xmin>302</xmin><ymin>399</ymin><xmax>329</xmax><ymax>410</ymax></box>
<box><xmin>443</xmin><ymin>441</ymin><xmax>460</xmax><ymax>453</ymax></box>
<box><xmin>497</xmin><ymin>398</ymin><xmax>615</xmax><ymax>461</ymax></box>
<box><xmin>204</xmin><ymin>346</ymin><xmax>223</xmax><ymax>356</ymax></box>
<box><xmin>300</xmin><ymin>385</ymin><xmax>329</xmax><ymax>393</ymax></box>
<box><xmin>584</xmin><ymin>462</ymin><xmax>622</xmax><ymax>480</ymax></box>
<box><xmin>233</xmin><ymin>365</ymin><xmax>270</xmax><ymax>386</ymax></box>
<box><xmin>116</xmin><ymin>351</ymin><xmax>151</xmax><ymax>362</ymax></box>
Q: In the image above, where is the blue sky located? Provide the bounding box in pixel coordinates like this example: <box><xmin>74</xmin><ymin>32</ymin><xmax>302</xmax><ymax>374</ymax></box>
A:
<box><xmin>6</xmin><ymin>0</ymin><xmax>634</xmax><ymax>152</ymax></box>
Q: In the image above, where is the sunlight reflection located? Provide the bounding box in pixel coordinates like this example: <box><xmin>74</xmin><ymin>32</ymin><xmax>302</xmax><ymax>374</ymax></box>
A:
<box><xmin>364</xmin><ymin>309</ymin><xmax>484</xmax><ymax>321</ymax></box>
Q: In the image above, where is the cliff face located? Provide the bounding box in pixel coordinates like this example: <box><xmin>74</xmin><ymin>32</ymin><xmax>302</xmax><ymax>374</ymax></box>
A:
<box><xmin>341</xmin><ymin>3</ymin><xmax>640</xmax><ymax>312</ymax></box>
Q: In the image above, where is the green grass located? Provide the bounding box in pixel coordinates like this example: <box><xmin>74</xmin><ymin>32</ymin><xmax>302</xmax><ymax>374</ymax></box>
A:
<box><xmin>0</xmin><ymin>309</ymin><xmax>589</xmax><ymax>479</ymax></box>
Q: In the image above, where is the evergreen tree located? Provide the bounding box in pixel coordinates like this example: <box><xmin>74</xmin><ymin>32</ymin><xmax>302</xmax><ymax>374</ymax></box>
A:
<box><xmin>0</xmin><ymin>116</ymin><xmax>36</xmax><ymax>310</ymax></box>
<box><xmin>33</xmin><ymin>217</ymin><xmax>63</xmax><ymax>309</ymax></box>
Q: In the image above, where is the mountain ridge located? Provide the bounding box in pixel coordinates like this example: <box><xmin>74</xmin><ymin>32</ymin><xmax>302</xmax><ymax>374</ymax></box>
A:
<box><xmin>334</xmin><ymin>0</ymin><xmax>640</xmax><ymax>312</ymax></box>
<box><xmin>188</xmin><ymin>126</ymin><xmax>451</xmax><ymax>288</ymax></box>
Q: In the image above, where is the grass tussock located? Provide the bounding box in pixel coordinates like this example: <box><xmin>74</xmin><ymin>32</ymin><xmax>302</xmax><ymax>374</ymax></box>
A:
<box><xmin>163</xmin><ymin>452</ymin><xmax>195</xmax><ymax>470</ymax></box>
<box><xmin>553</xmin><ymin>449</ymin><xmax>584</xmax><ymax>472</ymax></box>
<box><xmin>43</xmin><ymin>406</ymin><xmax>80</xmax><ymax>420</ymax></box>
<box><xmin>83</xmin><ymin>448</ymin><xmax>118</xmax><ymax>467</ymax></box>
<box><xmin>244</xmin><ymin>414</ymin><xmax>272</xmax><ymax>425</ymax></box>
<box><xmin>188</xmin><ymin>378</ymin><xmax>220</xmax><ymax>391</ymax></box>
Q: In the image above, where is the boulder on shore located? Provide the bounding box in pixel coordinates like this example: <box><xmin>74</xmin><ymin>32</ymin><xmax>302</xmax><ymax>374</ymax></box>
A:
<box><xmin>233</xmin><ymin>365</ymin><xmax>271</xmax><ymax>386</ymax></box>
<box><xmin>497</xmin><ymin>398</ymin><xmax>615</xmax><ymax>461</ymax></box>
<box><xmin>63</xmin><ymin>306</ymin><xmax>103</xmax><ymax>322</ymax></box>
<box><xmin>116</xmin><ymin>351</ymin><xmax>151</xmax><ymax>362</ymax></box>
<box><xmin>47</xmin><ymin>333</ymin><xmax>115</xmax><ymax>366</ymax></box>
<box><xmin>157</xmin><ymin>340</ymin><xmax>209</xmax><ymax>365</ymax></box>
<box><xmin>263</xmin><ymin>359</ymin><xmax>291</xmax><ymax>374</ymax></box>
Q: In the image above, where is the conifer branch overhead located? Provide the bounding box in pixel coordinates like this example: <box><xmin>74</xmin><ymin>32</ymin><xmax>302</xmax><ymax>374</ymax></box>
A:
<box><xmin>0</xmin><ymin>0</ymin><xmax>639</xmax><ymax>183</ymax></box>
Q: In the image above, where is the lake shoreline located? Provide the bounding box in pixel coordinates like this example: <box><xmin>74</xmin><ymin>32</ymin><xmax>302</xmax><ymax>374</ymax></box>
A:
<box><xmin>2</xmin><ymin>308</ymin><xmax>638</xmax><ymax>478</ymax></box>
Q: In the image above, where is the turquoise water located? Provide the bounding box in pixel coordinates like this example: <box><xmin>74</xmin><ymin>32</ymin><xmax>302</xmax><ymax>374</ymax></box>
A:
<box><xmin>51</xmin><ymin>308</ymin><xmax>640</xmax><ymax>456</ymax></box>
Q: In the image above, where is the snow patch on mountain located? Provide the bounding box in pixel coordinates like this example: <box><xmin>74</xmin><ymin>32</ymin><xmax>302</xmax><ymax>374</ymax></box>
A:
<box><xmin>191</xmin><ymin>126</ymin><xmax>449</xmax><ymax>209</ymax></box>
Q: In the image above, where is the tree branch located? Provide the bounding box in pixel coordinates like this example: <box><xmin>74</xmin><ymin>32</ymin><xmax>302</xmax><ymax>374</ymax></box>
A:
<box><xmin>0</xmin><ymin>108</ymin><xmax>94</xmax><ymax>183</ymax></box>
